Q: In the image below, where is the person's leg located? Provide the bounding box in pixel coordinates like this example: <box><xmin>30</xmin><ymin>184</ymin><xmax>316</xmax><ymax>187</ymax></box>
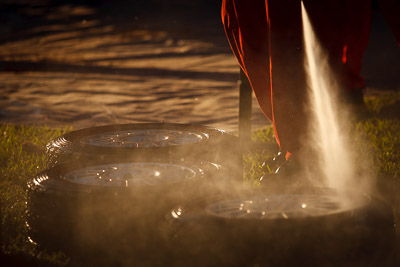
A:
<box><xmin>221</xmin><ymin>0</ymin><xmax>272</xmax><ymax>121</ymax></box>
<box><xmin>266</xmin><ymin>0</ymin><xmax>309</xmax><ymax>154</ymax></box>
<box><xmin>222</xmin><ymin>0</ymin><xmax>312</xmax><ymax>155</ymax></box>
<box><xmin>222</xmin><ymin>0</ymin><xmax>300</xmax><ymax>155</ymax></box>
<box><xmin>342</xmin><ymin>0</ymin><xmax>372</xmax><ymax>93</ymax></box>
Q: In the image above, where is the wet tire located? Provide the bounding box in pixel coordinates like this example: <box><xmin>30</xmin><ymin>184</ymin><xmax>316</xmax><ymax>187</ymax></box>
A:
<box><xmin>45</xmin><ymin>123</ymin><xmax>242</xmax><ymax>180</ymax></box>
<box><xmin>167</xmin><ymin>187</ymin><xmax>395</xmax><ymax>267</ymax></box>
<box><xmin>26</xmin><ymin>158</ymin><xmax>231</xmax><ymax>266</ymax></box>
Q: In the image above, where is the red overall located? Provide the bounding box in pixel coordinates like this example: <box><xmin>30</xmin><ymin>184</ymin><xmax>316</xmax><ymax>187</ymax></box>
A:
<box><xmin>221</xmin><ymin>0</ymin><xmax>400</xmax><ymax>155</ymax></box>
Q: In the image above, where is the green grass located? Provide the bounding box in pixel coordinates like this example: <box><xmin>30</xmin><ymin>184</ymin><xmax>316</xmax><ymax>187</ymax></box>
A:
<box><xmin>243</xmin><ymin>126</ymin><xmax>277</xmax><ymax>186</ymax></box>
<box><xmin>0</xmin><ymin>124</ymin><xmax>71</xmax><ymax>265</ymax></box>
<box><xmin>356</xmin><ymin>118</ymin><xmax>400</xmax><ymax>179</ymax></box>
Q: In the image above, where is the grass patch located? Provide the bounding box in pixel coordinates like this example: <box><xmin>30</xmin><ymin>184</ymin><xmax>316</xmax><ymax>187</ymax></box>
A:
<box><xmin>357</xmin><ymin>118</ymin><xmax>400</xmax><ymax>179</ymax></box>
<box><xmin>0</xmin><ymin>124</ymin><xmax>71</xmax><ymax>265</ymax></box>
<box><xmin>243</xmin><ymin>126</ymin><xmax>277</xmax><ymax>186</ymax></box>
<box><xmin>364</xmin><ymin>90</ymin><xmax>400</xmax><ymax>114</ymax></box>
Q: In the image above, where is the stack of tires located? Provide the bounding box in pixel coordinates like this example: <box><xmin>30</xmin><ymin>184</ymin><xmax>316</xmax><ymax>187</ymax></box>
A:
<box><xmin>26</xmin><ymin>123</ymin><xmax>243</xmax><ymax>266</ymax></box>
<box><xmin>26</xmin><ymin>123</ymin><xmax>396</xmax><ymax>266</ymax></box>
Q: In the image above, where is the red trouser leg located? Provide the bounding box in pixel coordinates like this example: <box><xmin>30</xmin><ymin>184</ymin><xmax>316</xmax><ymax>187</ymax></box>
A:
<box><xmin>221</xmin><ymin>0</ymin><xmax>272</xmax><ymax>120</ymax></box>
<box><xmin>267</xmin><ymin>0</ymin><xmax>309</xmax><ymax>153</ymax></box>
<box><xmin>308</xmin><ymin>0</ymin><xmax>398</xmax><ymax>91</ymax></box>
<box><xmin>343</xmin><ymin>0</ymin><xmax>372</xmax><ymax>91</ymax></box>
<box><xmin>222</xmin><ymin>0</ymin><xmax>309</xmax><ymax>154</ymax></box>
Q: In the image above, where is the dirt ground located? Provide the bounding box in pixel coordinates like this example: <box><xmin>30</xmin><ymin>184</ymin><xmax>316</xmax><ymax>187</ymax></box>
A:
<box><xmin>0</xmin><ymin>0</ymin><xmax>399</xmax><ymax>134</ymax></box>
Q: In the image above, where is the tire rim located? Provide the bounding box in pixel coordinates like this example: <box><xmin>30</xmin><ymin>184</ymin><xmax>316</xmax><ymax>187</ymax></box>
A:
<box><xmin>206</xmin><ymin>192</ymin><xmax>368</xmax><ymax>219</ymax></box>
<box><xmin>64</xmin><ymin>162</ymin><xmax>200</xmax><ymax>187</ymax></box>
<box><xmin>80</xmin><ymin>130</ymin><xmax>208</xmax><ymax>148</ymax></box>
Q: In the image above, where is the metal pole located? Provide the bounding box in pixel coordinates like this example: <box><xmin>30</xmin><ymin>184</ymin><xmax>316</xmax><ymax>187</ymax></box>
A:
<box><xmin>239</xmin><ymin>68</ymin><xmax>252</xmax><ymax>147</ymax></box>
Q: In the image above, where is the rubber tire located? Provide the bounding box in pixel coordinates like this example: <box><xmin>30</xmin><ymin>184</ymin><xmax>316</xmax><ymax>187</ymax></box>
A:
<box><xmin>26</xmin><ymin>158</ymin><xmax>232</xmax><ymax>266</ymax></box>
<box><xmin>167</xmin><ymin>187</ymin><xmax>395</xmax><ymax>267</ymax></box>
<box><xmin>45</xmin><ymin>123</ymin><xmax>242</xmax><ymax>180</ymax></box>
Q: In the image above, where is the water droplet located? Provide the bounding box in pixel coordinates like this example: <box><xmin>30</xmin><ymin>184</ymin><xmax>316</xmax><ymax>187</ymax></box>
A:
<box><xmin>28</xmin><ymin>236</ymin><xmax>37</xmax><ymax>245</ymax></box>
<box><xmin>171</xmin><ymin>208</ymin><xmax>182</xmax><ymax>219</ymax></box>
<box><xmin>302</xmin><ymin>203</ymin><xmax>307</xmax><ymax>209</ymax></box>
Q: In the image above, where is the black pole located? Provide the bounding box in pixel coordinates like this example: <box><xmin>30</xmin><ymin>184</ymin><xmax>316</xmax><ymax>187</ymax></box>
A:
<box><xmin>239</xmin><ymin>68</ymin><xmax>252</xmax><ymax>147</ymax></box>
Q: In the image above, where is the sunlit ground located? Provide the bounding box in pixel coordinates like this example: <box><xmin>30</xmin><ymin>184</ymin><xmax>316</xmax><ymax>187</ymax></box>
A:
<box><xmin>0</xmin><ymin>0</ymin><xmax>269</xmax><ymax>133</ymax></box>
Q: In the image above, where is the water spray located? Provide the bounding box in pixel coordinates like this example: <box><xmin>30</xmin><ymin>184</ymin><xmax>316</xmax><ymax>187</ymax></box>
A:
<box><xmin>301</xmin><ymin>1</ymin><xmax>356</xmax><ymax>190</ymax></box>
